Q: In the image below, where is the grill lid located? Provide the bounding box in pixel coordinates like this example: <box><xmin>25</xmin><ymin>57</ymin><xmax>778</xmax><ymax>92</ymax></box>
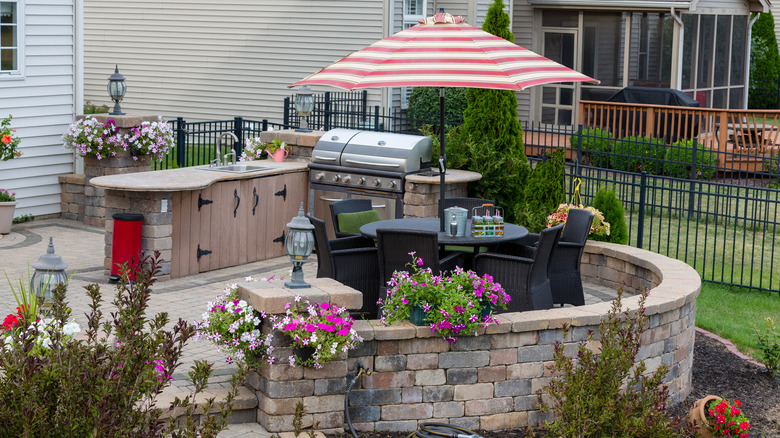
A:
<box><xmin>312</xmin><ymin>129</ymin><xmax>432</xmax><ymax>173</ymax></box>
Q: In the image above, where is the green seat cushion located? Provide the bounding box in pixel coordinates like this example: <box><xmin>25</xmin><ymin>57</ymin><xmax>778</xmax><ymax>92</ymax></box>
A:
<box><xmin>443</xmin><ymin>245</ymin><xmax>490</xmax><ymax>254</ymax></box>
<box><xmin>338</xmin><ymin>210</ymin><xmax>381</xmax><ymax>234</ymax></box>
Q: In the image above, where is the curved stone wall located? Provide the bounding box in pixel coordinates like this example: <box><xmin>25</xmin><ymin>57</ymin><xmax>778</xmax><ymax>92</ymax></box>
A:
<box><xmin>244</xmin><ymin>241</ymin><xmax>701</xmax><ymax>434</ymax></box>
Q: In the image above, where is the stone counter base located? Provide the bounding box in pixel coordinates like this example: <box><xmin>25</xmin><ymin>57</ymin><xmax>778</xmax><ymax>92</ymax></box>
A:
<box><xmin>241</xmin><ymin>241</ymin><xmax>700</xmax><ymax>434</ymax></box>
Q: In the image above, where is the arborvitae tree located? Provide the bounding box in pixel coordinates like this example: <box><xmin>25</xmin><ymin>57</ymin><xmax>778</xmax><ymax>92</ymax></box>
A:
<box><xmin>592</xmin><ymin>186</ymin><xmax>629</xmax><ymax>245</ymax></box>
<box><xmin>520</xmin><ymin>148</ymin><xmax>566</xmax><ymax>233</ymax></box>
<box><xmin>459</xmin><ymin>0</ymin><xmax>530</xmax><ymax>222</ymax></box>
<box><xmin>749</xmin><ymin>13</ymin><xmax>780</xmax><ymax>109</ymax></box>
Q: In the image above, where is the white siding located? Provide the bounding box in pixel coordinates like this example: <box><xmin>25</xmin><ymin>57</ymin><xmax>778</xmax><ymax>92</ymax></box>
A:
<box><xmin>0</xmin><ymin>0</ymin><xmax>77</xmax><ymax>218</ymax></box>
<box><xmin>82</xmin><ymin>0</ymin><xmax>387</xmax><ymax>123</ymax></box>
<box><xmin>512</xmin><ymin>1</ymin><xmax>534</xmax><ymax>121</ymax></box>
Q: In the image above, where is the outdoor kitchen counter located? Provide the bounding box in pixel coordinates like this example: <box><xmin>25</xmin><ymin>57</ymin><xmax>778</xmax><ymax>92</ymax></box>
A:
<box><xmin>89</xmin><ymin>160</ymin><xmax>308</xmax><ymax>191</ymax></box>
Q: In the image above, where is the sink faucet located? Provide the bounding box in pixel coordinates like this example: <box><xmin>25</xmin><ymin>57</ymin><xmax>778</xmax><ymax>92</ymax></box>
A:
<box><xmin>223</xmin><ymin>150</ymin><xmax>237</xmax><ymax>166</ymax></box>
<box><xmin>215</xmin><ymin>132</ymin><xmax>239</xmax><ymax>166</ymax></box>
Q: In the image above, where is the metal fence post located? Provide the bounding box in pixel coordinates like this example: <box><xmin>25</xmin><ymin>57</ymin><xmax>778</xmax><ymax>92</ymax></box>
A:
<box><xmin>576</xmin><ymin>124</ymin><xmax>583</xmax><ymax>178</ymax></box>
<box><xmin>262</xmin><ymin>119</ymin><xmax>268</xmax><ymax>132</ymax></box>
<box><xmin>637</xmin><ymin>171</ymin><xmax>647</xmax><ymax>249</ymax></box>
<box><xmin>283</xmin><ymin>97</ymin><xmax>290</xmax><ymax>127</ymax></box>
<box><xmin>688</xmin><ymin>140</ymin><xmax>698</xmax><ymax>217</ymax></box>
<box><xmin>234</xmin><ymin>116</ymin><xmax>244</xmax><ymax>156</ymax></box>
<box><xmin>176</xmin><ymin>117</ymin><xmax>186</xmax><ymax>168</ymax></box>
<box><xmin>324</xmin><ymin>92</ymin><xmax>332</xmax><ymax>131</ymax></box>
<box><xmin>361</xmin><ymin>90</ymin><xmax>368</xmax><ymax>123</ymax></box>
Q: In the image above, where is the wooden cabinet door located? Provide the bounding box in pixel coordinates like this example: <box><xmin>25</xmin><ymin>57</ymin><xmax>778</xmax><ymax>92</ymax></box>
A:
<box><xmin>263</xmin><ymin>174</ymin><xmax>288</xmax><ymax>260</ymax></box>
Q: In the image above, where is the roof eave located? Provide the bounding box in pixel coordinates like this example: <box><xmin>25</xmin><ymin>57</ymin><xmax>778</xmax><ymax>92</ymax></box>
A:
<box><xmin>528</xmin><ymin>0</ymin><xmax>691</xmax><ymax>11</ymax></box>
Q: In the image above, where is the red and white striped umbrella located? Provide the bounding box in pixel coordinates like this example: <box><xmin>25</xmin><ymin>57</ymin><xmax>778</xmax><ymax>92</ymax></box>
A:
<box><xmin>291</xmin><ymin>12</ymin><xmax>597</xmax><ymax>231</ymax></box>
<box><xmin>290</xmin><ymin>12</ymin><xmax>597</xmax><ymax>91</ymax></box>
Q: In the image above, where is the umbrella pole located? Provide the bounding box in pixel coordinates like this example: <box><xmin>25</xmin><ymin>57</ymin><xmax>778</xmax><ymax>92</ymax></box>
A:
<box><xmin>439</xmin><ymin>87</ymin><xmax>446</xmax><ymax>232</ymax></box>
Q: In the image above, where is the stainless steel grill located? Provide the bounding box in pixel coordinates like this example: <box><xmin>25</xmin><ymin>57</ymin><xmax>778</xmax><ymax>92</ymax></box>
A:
<box><xmin>309</xmin><ymin>129</ymin><xmax>433</xmax><ymax>235</ymax></box>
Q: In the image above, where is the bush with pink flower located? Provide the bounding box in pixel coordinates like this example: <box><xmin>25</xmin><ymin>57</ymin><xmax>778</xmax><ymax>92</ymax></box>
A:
<box><xmin>546</xmin><ymin>203</ymin><xmax>610</xmax><ymax>237</ymax></box>
<box><xmin>123</xmin><ymin>115</ymin><xmax>174</xmax><ymax>162</ymax></box>
<box><xmin>272</xmin><ymin>295</ymin><xmax>363</xmax><ymax>368</ymax></box>
<box><xmin>194</xmin><ymin>284</ymin><xmax>275</xmax><ymax>367</ymax></box>
<box><xmin>61</xmin><ymin>116</ymin><xmax>124</xmax><ymax>160</ymax></box>
<box><xmin>379</xmin><ymin>253</ymin><xmax>510</xmax><ymax>344</ymax></box>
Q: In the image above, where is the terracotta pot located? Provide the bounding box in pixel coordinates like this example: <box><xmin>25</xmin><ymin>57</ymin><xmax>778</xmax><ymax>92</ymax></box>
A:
<box><xmin>266</xmin><ymin>148</ymin><xmax>289</xmax><ymax>162</ymax></box>
<box><xmin>688</xmin><ymin>395</ymin><xmax>722</xmax><ymax>438</ymax></box>
<box><xmin>0</xmin><ymin>201</ymin><xmax>17</xmax><ymax>235</ymax></box>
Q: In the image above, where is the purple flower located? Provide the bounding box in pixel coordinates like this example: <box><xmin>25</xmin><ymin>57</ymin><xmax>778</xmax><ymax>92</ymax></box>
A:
<box><xmin>305</xmin><ymin>324</ymin><xmax>316</xmax><ymax>333</ymax></box>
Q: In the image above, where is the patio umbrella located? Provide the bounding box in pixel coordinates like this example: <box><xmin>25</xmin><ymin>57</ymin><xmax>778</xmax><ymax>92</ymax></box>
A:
<box><xmin>291</xmin><ymin>11</ymin><xmax>598</xmax><ymax>231</ymax></box>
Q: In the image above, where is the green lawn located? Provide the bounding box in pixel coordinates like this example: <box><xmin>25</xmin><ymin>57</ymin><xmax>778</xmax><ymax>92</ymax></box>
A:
<box><xmin>695</xmin><ymin>282</ymin><xmax>780</xmax><ymax>359</ymax></box>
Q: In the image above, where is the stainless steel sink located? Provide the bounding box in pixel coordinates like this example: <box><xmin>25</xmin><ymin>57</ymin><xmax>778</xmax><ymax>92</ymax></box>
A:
<box><xmin>199</xmin><ymin>164</ymin><xmax>276</xmax><ymax>173</ymax></box>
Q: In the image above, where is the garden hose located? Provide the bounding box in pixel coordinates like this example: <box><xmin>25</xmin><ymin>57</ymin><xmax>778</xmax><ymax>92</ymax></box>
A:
<box><xmin>405</xmin><ymin>422</ymin><xmax>484</xmax><ymax>438</ymax></box>
<box><xmin>345</xmin><ymin>363</ymin><xmax>372</xmax><ymax>438</ymax></box>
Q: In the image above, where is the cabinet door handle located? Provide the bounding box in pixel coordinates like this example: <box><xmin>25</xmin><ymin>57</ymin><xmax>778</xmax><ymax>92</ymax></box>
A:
<box><xmin>273</xmin><ymin>231</ymin><xmax>285</xmax><ymax>245</ymax></box>
<box><xmin>198</xmin><ymin>194</ymin><xmax>213</xmax><ymax>211</ymax></box>
<box><xmin>233</xmin><ymin>188</ymin><xmax>241</xmax><ymax>218</ymax></box>
<box><xmin>197</xmin><ymin>244</ymin><xmax>212</xmax><ymax>261</ymax></box>
<box><xmin>252</xmin><ymin>187</ymin><xmax>259</xmax><ymax>216</ymax></box>
<box><xmin>274</xmin><ymin>184</ymin><xmax>287</xmax><ymax>201</ymax></box>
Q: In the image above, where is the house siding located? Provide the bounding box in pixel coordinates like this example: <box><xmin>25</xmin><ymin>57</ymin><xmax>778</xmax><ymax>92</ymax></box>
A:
<box><xmin>0</xmin><ymin>0</ymin><xmax>78</xmax><ymax>217</ymax></box>
<box><xmin>512</xmin><ymin>1</ymin><xmax>534</xmax><ymax>122</ymax></box>
<box><xmin>82</xmin><ymin>0</ymin><xmax>387</xmax><ymax>123</ymax></box>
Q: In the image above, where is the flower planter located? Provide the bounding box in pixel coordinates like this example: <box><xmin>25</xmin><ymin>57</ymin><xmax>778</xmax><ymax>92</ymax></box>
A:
<box><xmin>293</xmin><ymin>346</ymin><xmax>316</xmax><ymax>365</ymax></box>
<box><xmin>688</xmin><ymin>395</ymin><xmax>722</xmax><ymax>438</ymax></box>
<box><xmin>0</xmin><ymin>201</ymin><xmax>17</xmax><ymax>234</ymax></box>
<box><xmin>266</xmin><ymin>148</ymin><xmax>289</xmax><ymax>162</ymax></box>
<box><xmin>480</xmin><ymin>301</ymin><xmax>493</xmax><ymax>319</ymax></box>
<box><xmin>409</xmin><ymin>304</ymin><xmax>433</xmax><ymax>326</ymax></box>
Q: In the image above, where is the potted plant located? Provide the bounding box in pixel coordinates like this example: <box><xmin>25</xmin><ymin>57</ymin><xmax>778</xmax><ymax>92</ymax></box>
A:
<box><xmin>265</xmin><ymin>138</ymin><xmax>288</xmax><ymax>162</ymax></box>
<box><xmin>546</xmin><ymin>203</ymin><xmax>610</xmax><ymax>238</ymax></box>
<box><xmin>61</xmin><ymin>116</ymin><xmax>124</xmax><ymax>160</ymax></box>
<box><xmin>123</xmin><ymin>115</ymin><xmax>174</xmax><ymax>162</ymax></box>
<box><xmin>194</xmin><ymin>284</ymin><xmax>276</xmax><ymax>367</ymax></box>
<box><xmin>272</xmin><ymin>295</ymin><xmax>363</xmax><ymax>368</ymax></box>
<box><xmin>0</xmin><ymin>188</ymin><xmax>17</xmax><ymax>235</ymax></box>
<box><xmin>1</xmin><ymin>115</ymin><xmax>22</xmax><ymax>161</ymax></box>
<box><xmin>380</xmin><ymin>253</ymin><xmax>511</xmax><ymax>344</ymax></box>
<box><xmin>240</xmin><ymin>137</ymin><xmax>267</xmax><ymax>162</ymax></box>
<box><xmin>688</xmin><ymin>396</ymin><xmax>752</xmax><ymax>437</ymax></box>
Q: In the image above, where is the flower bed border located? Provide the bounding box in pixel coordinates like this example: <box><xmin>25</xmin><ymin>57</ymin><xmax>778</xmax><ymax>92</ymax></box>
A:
<box><xmin>241</xmin><ymin>241</ymin><xmax>700</xmax><ymax>434</ymax></box>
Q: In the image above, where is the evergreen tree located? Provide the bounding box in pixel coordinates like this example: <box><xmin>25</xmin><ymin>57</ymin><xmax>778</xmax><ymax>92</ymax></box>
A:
<box><xmin>592</xmin><ymin>186</ymin><xmax>629</xmax><ymax>245</ymax></box>
<box><xmin>520</xmin><ymin>148</ymin><xmax>566</xmax><ymax>233</ymax></box>
<box><xmin>749</xmin><ymin>13</ymin><xmax>780</xmax><ymax>109</ymax></box>
<box><xmin>459</xmin><ymin>0</ymin><xmax>529</xmax><ymax>222</ymax></box>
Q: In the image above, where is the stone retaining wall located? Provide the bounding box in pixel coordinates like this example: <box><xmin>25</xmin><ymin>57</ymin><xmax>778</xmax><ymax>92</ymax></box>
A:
<box><xmin>241</xmin><ymin>241</ymin><xmax>701</xmax><ymax>434</ymax></box>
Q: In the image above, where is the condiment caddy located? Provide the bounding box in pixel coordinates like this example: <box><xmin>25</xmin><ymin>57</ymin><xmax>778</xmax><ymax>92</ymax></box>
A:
<box><xmin>471</xmin><ymin>204</ymin><xmax>504</xmax><ymax>238</ymax></box>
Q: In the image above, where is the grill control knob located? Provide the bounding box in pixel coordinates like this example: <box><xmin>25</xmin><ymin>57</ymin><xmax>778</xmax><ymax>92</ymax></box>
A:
<box><xmin>343</xmin><ymin>176</ymin><xmax>351</xmax><ymax>183</ymax></box>
<box><xmin>389</xmin><ymin>180</ymin><xmax>397</xmax><ymax>188</ymax></box>
<box><xmin>314</xmin><ymin>173</ymin><xmax>324</xmax><ymax>181</ymax></box>
<box><xmin>373</xmin><ymin>179</ymin><xmax>382</xmax><ymax>187</ymax></box>
<box><xmin>358</xmin><ymin>177</ymin><xmax>366</xmax><ymax>185</ymax></box>
<box><xmin>333</xmin><ymin>174</ymin><xmax>341</xmax><ymax>182</ymax></box>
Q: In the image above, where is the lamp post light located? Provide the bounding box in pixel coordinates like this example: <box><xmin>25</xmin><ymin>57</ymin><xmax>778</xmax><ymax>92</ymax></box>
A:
<box><xmin>30</xmin><ymin>237</ymin><xmax>68</xmax><ymax>313</ymax></box>
<box><xmin>107</xmin><ymin>65</ymin><xmax>127</xmax><ymax>116</ymax></box>
<box><xmin>284</xmin><ymin>203</ymin><xmax>315</xmax><ymax>289</ymax></box>
<box><xmin>294</xmin><ymin>85</ymin><xmax>315</xmax><ymax>132</ymax></box>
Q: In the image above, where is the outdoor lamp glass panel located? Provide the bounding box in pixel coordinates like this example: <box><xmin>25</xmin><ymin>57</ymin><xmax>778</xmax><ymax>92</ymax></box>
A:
<box><xmin>284</xmin><ymin>203</ymin><xmax>315</xmax><ymax>289</ymax></box>
<box><xmin>295</xmin><ymin>85</ymin><xmax>315</xmax><ymax>116</ymax></box>
<box><xmin>107</xmin><ymin>65</ymin><xmax>127</xmax><ymax>115</ymax></box>
<box><xmin>29</xmin><ymin>237</ymin><xmax>68</xmax><ymax>309</ymax></box>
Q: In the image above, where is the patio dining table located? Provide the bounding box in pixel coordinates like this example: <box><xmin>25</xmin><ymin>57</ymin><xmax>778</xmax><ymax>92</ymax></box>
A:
<box><xmin>359</xmin><ymin>217</ymin><xmax>528</xmax><ymax>248</ymax></box>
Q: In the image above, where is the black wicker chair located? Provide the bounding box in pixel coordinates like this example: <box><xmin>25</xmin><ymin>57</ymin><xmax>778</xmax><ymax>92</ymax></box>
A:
<box><xmin>497</xmin><ymin>209</ymin><xmax>594</xmax><ymax>306</ymax></box>
<box><xmin>473</xmin><ymin>224</ymin><xmax>563</xmax><ymax>313</ymax></box>
<box><xmin>329</xmin><ymin>199</ymin><xmax>373</xmax><ymax>238</ymax></box>
<box><xmin>309</xmin><ymin>214</ymin><xmax>381</xmax><ymax>316</ymax></box>
<box><xmin>376</xmin><ymin>229</ymin><xmax>465</xmax><ymax>297</ymax></box>
<box><xmin>442</xmin><ymin>197</ymin><xmax>495</xmax><ymax>218</ymax></box>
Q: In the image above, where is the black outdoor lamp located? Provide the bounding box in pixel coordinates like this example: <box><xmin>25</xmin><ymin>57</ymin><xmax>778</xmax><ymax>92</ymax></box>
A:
<box><xmin>29</xmin><ymin>237</ymin><xmax>68</xmax><ymax>313</ymax></box>
<box><xmin>107</xmin><ymin>65</ymin><xmax>127</xmax><ymax>115</ymax></box>
<box><xmin>284</xmin><ymin>203</ymin><xmax>315</xmax><ymax>289</ymax></box>
<box><xmin>294</xmin><ymin>85</ymin><xmax>315</xmax><ymax>132</ymax></box>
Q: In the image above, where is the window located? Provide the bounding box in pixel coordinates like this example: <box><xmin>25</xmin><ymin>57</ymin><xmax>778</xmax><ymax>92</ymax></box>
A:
<box><xmin>401</xmin><ymin>0</ymin><xmax>427</xmax><ymax>108</ymax></box>
<box><xmin>0</xmin><ymin>0</ymin><xmax>20</xmax><ymax>74</ymax></box>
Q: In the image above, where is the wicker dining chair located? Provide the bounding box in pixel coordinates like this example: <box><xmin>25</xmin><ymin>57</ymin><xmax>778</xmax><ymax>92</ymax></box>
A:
<box><xmin>329</xmin><ymin>198</ymin><xmax>373</xmax><ymax>238</ymax></box>
<box><xmin>309</xmin><ymin>214</ymin><xmax>380</xmax><ymax>316</ymax></box>
<box><xmin>376</xmin><ymin>229</ymin><xmax>465</xmax><ymax>296</ymax></box>
<box><xmin>473</xmin><ymin>224</ymin><xmax>563</xmax><ymax>313</ymax></box>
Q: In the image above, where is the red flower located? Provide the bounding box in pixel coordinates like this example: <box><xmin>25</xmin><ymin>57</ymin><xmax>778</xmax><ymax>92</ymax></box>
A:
<box><xmin>1</xmin><ymin>135</ymin><xmax>11</xmax><ymax>145</ymax></box>
<box><xmin>3</xmin><ymin>313</ymin><xmax>19</xmax><ymax>331</ymax></box>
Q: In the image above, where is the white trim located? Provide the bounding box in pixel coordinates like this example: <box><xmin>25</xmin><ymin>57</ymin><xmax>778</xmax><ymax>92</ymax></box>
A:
<box><xmin>744</xmin><ymin>12</ymin><xmax>760</xmax><ymax>108</ymax></box>
<box><xmin>0</xmin><ymin>0</ymin><xmax>24</xmax><ymax>79</ymax></box>
<box><xmin>529</xmin><ymin>0</ymin><xmax>692</xmax><ymax>10</ymax></box>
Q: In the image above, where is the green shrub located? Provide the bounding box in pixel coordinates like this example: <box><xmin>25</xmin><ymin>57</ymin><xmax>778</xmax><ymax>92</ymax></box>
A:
<box><xmin>420</xmin><ymin>124</ymin><xmax>471</xmax><ymax>170</ymax></box>
<box><xmin>0</xmin><ymin>253</ymin><xmax>245</xmax><ymax>437</ymax></box>
<box><xmin>663</xmin><ymin>139</ymin><xmax>717</xmax><ymax>180</ymax></box>
<box><xmin>749</xmin><ymin>13</ymin><xmax>780</xmax><ymax>109</ymax></box>
<box><xmin>571</xmin><ymin>127</ymin><xmax>613</xmax><ymax>168</ymax></box>
<box><xmin>83</xmin><ymin>100</ymin><xmax>109</xmax><ymax>114</ymax></box>
<box><xmin>519</xmin><ymin>148</ymin><xmax>565</xmax><ymax>232</ymax></box>
<box><xmin>611</xmin><ymin>136</ymin><xmax>666</xmax><ymax>174</ymax></box>
<box><xmin>408</xmin><ymin>87</ymin><xmax>467</xmax><ymax>130</ymax></box>
<box><xmin>752</xmin><ymin>317</ymin><xmax>780</xmax><ymax>377</ymax></box>
<box><xmin>538</xmin><ymin>288</ymin><xmax>684</xmax><ymax>437</ymax></box>
<box><xmin>591</xmin><ymin>186</ymin><xmax>628</xmax><ymax>244</ymax></box>
<box><xmin>466</xmin><ymin>138</ymin><xmax>530</xmax><ymax>224</ymax></box>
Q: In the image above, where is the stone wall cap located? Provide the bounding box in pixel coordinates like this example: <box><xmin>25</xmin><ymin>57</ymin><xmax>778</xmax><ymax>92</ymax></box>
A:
<box><xmin>406</xmin><ymin>169</ymin><xmax>482</xmax><ymax>184</ymax></box>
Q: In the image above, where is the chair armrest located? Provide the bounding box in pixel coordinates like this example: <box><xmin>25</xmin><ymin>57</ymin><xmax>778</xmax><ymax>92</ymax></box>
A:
<box><xmin>440</xmin><ymin>251</ymin><xmax>466</xmax><ymax>273</ymax></box>
<box><xmin>474</xmin><ymin>252</ymin><xmax>534</xmax><ymax>266</ymax></box>
<box><xmin>329</xmin><ymin>235</ymin><xmax>374</xmax><ymax>251</ymax></box>
<box><xmin>557</xmin><ymin>241</ymin><xmax>584</xmax><ymax>250</ymax></box>
<box><xmin>335</xmin><ymin>231</ymin><xmax>359</xmax><ymax>238</ymax></box>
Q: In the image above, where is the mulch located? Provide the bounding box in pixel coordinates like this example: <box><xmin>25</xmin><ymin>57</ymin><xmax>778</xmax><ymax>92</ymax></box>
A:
<box><xmin>328</xmin><ymin>331</ymin><xmax>780</xmax><ymax>438</ymax></box>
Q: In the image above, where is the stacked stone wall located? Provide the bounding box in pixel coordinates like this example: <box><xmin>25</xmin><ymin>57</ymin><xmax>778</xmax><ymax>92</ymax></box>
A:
<box><xmin>244</xmin><ymin>242</ymin><xmax>701</xmax><ymax>434</ymax></box>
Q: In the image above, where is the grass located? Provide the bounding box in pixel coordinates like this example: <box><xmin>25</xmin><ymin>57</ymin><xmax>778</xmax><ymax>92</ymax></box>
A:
<box><xmin>695</xmin><ymin>282</ymin><xmax>780</xmax><ymax>359</ymax></box>
<box><xmin>153</xmin><ymin>144</ymin><xmax>219</xmax><ymax>170</ymax></box>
